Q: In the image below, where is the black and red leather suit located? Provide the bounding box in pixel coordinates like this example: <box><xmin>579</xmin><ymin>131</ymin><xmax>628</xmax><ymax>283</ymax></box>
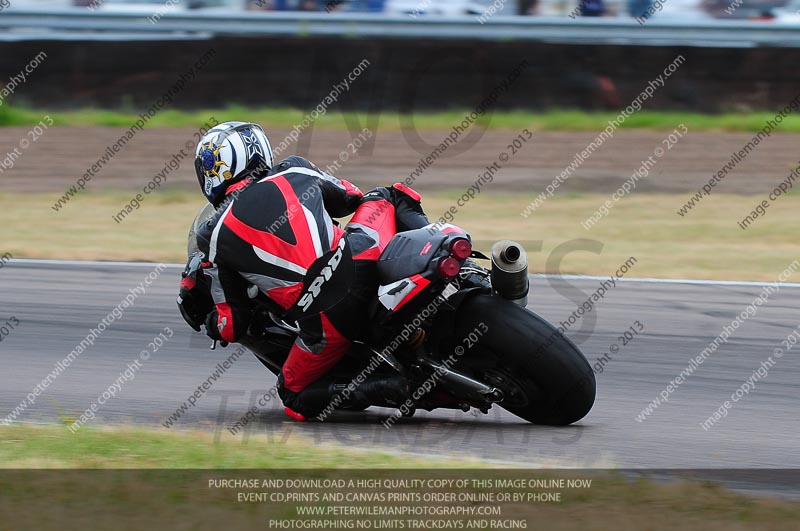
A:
<box><xmin>195</xmin><ymin>156</ymin><xmax>429</xmax><ymax>419</ymax></box>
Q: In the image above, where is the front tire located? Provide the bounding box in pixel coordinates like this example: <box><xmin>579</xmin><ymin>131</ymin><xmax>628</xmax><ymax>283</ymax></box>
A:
<box><xmin>449</xmin><ymin>294</ymin><xmax>596</xmax><ymax>425</ymax></box>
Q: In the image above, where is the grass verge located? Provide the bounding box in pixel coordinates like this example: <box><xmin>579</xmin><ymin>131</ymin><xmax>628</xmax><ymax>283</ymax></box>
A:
<box><xmin>3</xmin><ymin>104</ymin><xmax>800</xmax><ymax>132</ymax></box>
<box><xmin>4</xmin><ymin>191</ymin><xmax>799</xmax><ymax>281</ymax></box>
<box><xmin>1</xmin><ymin>425</ymin><xmax>798</xmax><ymax>530</ymax></box>
<box><xmin>0</xmin><ymin>424</ymin><xmax>465</xmax><ymax>468</ymax></box>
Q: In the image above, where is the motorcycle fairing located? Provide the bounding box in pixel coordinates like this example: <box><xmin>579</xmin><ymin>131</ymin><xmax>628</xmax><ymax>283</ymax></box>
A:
<box><xmin>376</xmin><ymin>227</ymin><xmax>450</xmax><ymax>284</ymax></box>
<box><xmin>378</xmin><ymin>274</ymin><xmax>431</xmax><ymax>311</ymax></box>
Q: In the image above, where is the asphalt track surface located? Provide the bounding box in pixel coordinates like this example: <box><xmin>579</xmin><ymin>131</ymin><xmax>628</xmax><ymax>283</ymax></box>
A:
<box><xmin>2</xmin><ymin>261</ymin><xmax>799</xmax><ymax>475</ymax></box>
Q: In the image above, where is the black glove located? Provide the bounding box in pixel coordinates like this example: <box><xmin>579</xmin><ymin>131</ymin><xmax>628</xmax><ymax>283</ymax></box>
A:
<box><xmin>177</xmin><ymin>253</ymin><xmax>214</xmax><ymax>332</ymax></box>
<box><xmin>204</xmin><ymin>310</ymin><xmax>229</xmax><ymax>347</ymax></box>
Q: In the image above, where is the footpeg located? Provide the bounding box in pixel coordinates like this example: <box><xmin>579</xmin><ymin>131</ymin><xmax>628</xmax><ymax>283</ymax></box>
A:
<box><xmin>479</xmin><ymin>387</ymin><xmax>505</xmax><ymax>403</ymax></box>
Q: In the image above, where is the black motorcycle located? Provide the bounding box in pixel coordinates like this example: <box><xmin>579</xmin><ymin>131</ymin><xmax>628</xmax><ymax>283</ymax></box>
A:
<box><xmin>184</xmin><ymin>205</ymin><xmax>595</xmax><ymax>425</ymax></box>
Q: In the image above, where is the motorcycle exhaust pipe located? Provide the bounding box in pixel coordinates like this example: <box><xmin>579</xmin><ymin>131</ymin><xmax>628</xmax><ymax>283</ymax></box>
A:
<box><xmin>491</xmin><ymin>240</ymin><xmax>529</xmax><ymax>307</ymax></box>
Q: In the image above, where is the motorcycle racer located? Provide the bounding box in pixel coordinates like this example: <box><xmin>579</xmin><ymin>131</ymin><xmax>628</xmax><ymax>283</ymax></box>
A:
<box><xmin>178</xmin><ymin>121</ymin><xmax>431</xmax><ymax>420</ymax></box>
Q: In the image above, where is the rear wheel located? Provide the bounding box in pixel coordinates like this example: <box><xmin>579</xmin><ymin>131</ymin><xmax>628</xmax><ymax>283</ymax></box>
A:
<box><xmin>447</xmin><ymin>294</ymin><xmax>595</xmax><ymax>425</ymax></box>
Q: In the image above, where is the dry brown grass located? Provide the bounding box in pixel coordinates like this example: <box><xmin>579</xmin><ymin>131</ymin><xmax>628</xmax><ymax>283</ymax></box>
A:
<box><xmin>2</xmin><ymin>191</ymin><xmax>798</xmax><ymax>281</ymax></box>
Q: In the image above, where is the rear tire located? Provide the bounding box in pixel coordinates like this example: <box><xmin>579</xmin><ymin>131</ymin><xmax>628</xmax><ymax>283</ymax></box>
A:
<box><xmin>448</xmin><ymin>294</ymin><xmax>596</xmax><ymax>425</ymax></box>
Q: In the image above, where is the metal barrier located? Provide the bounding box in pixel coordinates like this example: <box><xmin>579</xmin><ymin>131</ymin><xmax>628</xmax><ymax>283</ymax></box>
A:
<box><xmin>1</xmin><ymin>9</ymin><xmax>800</xmax><ymax>47</ymax></box>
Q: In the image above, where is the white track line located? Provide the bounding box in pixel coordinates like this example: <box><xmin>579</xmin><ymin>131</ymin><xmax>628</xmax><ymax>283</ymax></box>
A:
<box><xmin>530</xmin><ymin>273</ymin><xmax>800</xmax><ymax>288</ymax></box>
<box><xmin>8</xmin><ymin>258</ymin><xmax>800</xmax><ymax>288</ymax></box>
<box><xmin>8</xmin><ymin>258</ymin><xmax>183</xmax><ymax>269</ymax></box>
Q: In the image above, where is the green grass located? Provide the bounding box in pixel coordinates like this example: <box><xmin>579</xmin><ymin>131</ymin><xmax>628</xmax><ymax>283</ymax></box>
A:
<box><xmin>2</xmin><ymin>425</ymin><xmax>800</xmax><ymax>530</ymax></box>
<box><xmin>0</xmin><ymin>424</ymin><xmax>469</xmax><ymax>468</ymax></box>
<box><xmin>2</xmin><ymin>104</ymin><xmax>800</xmax><ymax>132</ymax></box>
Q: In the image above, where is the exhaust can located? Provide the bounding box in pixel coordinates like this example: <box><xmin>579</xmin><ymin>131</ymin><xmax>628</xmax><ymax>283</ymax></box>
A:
<box><xmin>491</xmin><ymin>240</ymin><xmax>529</xmax><ymax>307</ymax></box>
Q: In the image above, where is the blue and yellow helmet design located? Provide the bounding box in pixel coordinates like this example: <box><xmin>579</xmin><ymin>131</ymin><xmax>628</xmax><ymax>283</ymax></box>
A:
<box><xmin>194</xmin><ymin>121</ymin><xmax>273</xmax><ymax>207</ymax></box>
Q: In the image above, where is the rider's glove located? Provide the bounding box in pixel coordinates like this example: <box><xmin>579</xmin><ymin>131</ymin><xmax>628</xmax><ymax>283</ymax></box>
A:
<box><xmin>177</xmin><ymin>252</ymin><xmax>214</xmax><ymax>332</ymax></box>
<box><xmin>203</xmin><ymin>310</ymin><xmax>229</xmax><ymax>347</ymax></box>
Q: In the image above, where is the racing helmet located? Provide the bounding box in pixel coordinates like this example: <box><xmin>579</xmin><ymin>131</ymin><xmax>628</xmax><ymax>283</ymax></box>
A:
<box><xmin>194</xmin><ymin>121</ymin><xmax>273</xmax><ymax>207</ymax></box>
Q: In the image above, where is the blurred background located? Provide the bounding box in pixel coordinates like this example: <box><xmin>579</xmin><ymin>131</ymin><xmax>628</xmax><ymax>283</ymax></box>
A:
<box><xmin>4</xmin><ymin>0</ymin><xmax>800</xmax><ymax>19</ymax></box>
<box><xmin>1</xmin><ymin>0</ymin><xmax>800</xmax><ymax>113</ymax></box>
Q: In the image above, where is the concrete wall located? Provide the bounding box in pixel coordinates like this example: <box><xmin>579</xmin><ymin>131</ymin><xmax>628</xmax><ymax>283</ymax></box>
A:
<box><xmin>1</xmin><ymin>37</ymin><xmax>799</xmax><ymax>112</ymax></box>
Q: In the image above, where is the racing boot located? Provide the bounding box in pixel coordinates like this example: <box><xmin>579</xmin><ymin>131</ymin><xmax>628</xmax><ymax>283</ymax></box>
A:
<box><xmin>278</xmin><ymin>374</ymin><xmax>412</xmax><ymax>421</ymax></box>
<box><xmin>330</xmin><ymin>375</ymin><xmax>411</xmax><ymax>410</ymax></box>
